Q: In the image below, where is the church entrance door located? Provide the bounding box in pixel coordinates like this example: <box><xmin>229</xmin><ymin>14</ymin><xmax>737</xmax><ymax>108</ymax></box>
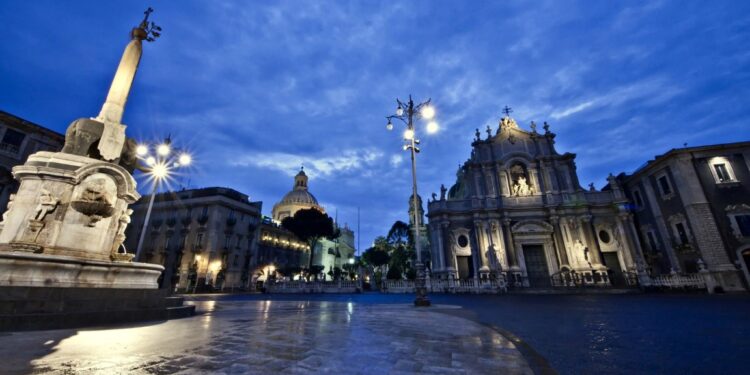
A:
<box><xmin>602</xmin><ymin>252</ymin><xmax>625</xmax><ymax>287</ymax></box>
<box><xmin>523</xmin><ymin>245</ymin><xmax>551</xmax><ymax>287</ymax></box>
<box><xmin>457</xmin><ymin>256</ymin><xmax>473</xmax><ymax>279</ymax></box>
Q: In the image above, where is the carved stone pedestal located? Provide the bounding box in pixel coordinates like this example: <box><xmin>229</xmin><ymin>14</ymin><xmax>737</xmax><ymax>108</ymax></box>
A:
<box><xmin>0</xmin><ymin>151</ymin><xmax>163</xmax><ymax>289</ymax></box>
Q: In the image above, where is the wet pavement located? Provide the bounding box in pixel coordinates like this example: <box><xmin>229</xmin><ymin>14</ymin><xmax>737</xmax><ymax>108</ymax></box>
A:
<box><xmin>202</xmin><ymin>293</ymin><xmax>750</xmax><ymax>374</ymax></box>
<box><xmin>0</xmin><ymin>299</ymin><xmax>533</xmax><ymax>374</ymax></box>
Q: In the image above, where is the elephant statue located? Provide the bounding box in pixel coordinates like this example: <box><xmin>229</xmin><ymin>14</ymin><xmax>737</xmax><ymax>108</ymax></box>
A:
<box><xmin>61</xmin><ymin>118</ymin><xmax>139</xmax><ymax>173</ymax></box>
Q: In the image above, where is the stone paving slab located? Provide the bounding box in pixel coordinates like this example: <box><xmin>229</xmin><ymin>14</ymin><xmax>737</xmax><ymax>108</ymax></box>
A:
<box><xmin>0</xmin><ymin>300</ymin><xmax>533</xmax><ymax>374</ymax></box>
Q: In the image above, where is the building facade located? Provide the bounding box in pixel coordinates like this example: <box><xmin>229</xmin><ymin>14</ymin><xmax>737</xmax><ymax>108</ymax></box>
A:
<box><xmin>0</xmin><ymin>111</ymin><xmax>64</xmax><ymax>213</ymax></box>
<box><xmin>125</xmin><ymin>187</ymin><xmax>262</xmax><ymax>291</ymax></box>
<box><xmin>619</xmin><ymin>142</ymin><xmax>750</xmax><ymax>291</ymax></box>
<box><xmin>426</xmin><ymin>114</ymin><xmax>645</xmax><ymax>288</ymax></box>
<box><xmin>270</xmin><ymin>168</ymin><xmax>356</xmax><ymax>279</ymax></box>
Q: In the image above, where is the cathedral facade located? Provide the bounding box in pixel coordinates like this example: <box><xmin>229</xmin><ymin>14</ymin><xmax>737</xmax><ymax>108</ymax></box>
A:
<box><xmin>426</xmin><ymin>113</ymin><xmax>646</xmax><ymax>288</ymax></box>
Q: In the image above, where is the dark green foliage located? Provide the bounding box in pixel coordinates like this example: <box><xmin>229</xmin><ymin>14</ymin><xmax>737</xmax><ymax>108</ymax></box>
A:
<box><xmin>362</xmin><ymin>247</ymin><xmax>390</xmax><ymax>267</ymax></box>
<box><xmin>387</xmin><ymin>265</ymin><xmax>403</xmax><ymax>280</ymax></box>
<box><xmin>281</xmin><ymin>208</ymin><xmax>339</xmax><ymax>273</ymax></box>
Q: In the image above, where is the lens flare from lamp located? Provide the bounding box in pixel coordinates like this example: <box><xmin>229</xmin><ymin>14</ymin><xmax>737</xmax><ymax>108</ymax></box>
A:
<box><xmin>136</xmin><ymin>144</ymin><xmax>148</xmax><ymax>156</ymax></box>
<box><xmin>152</xmin><ymin>163</ymin><xmax>168</xmax><ymax>179</ymax></box>
<box><xmin>427</xmin><ymin>121</ymin><xmax>439</xmax><ymax>134</ymax></box>
<box><xmin>157</xmin><ymin>144</ymin><xmax>170</xmax><ymax>156</ymax></box>
<box><xmin>421</xmin><ymin>105</ymin><xmax>435</xmax><ymax>120</ymax></box>
<box><xmin>403</xmin><ymin>129</ymin><xmax>414</xmax><ymax>140</ymax></box>
<box><xmin>146</xmin><ymin>156</ymin><xmax>156</xmax><ymax>166</ymax></box>
<box><xmin>386</xmin><ymin>121</ymin><xmax>393</xmax><ymax>131</ymax></box>
<box><xmin>179</xmin><ymin>153</ymin><xmax>192</xmax><ymax>166</ymax></box>
<box><xmin>396</xmin><ymin>106</ymin><xmax>404</xmax><ymax>116</ymax></box>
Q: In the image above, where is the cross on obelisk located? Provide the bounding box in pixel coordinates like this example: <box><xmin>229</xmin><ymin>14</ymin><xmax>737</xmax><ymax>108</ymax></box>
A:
<box><xmin>502</xmin><ymin>105</ymin><xmax>513</xmax><ymax>117</ymax></box>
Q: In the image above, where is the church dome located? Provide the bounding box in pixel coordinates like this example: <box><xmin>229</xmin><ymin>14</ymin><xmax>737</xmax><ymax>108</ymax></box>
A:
<box><xmin>279</xmin><ymin>188</ymin><xmax>320</xmax><ymax>206</ymax></box>
<box><xmin>272</xmin><ymin>168</ymin><xmax>325</xmax><ymax>222</ymax></box>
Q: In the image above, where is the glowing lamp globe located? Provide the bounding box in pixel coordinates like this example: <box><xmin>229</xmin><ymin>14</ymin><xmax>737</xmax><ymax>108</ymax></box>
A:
<box><xmin>403</xmin><ymin>129</ymin><xmax>414</xmax><ymax>140</ymax></box>
<box><xmin>135</xmin><ymin>144</ymin><xmax>149</xmax><ymax>156</ymax></box>
<box><xmin>426</xmin><ymin>121</ymin><xmax>439</xmax><ymax>134</ymax></box>
<box><xmin>179</xmin><ymin>153</ymin><xmax>192</xmax><ymax>166</ymax></box>
<box><xmin>156</xmin><ymin>143</ymin><xmax>171</xmax><ymax>156</ymax></box>
<box><xmin>421</xmin><ymin>105</ymin><xmax>435</xmax><ymax>120</ymax></box>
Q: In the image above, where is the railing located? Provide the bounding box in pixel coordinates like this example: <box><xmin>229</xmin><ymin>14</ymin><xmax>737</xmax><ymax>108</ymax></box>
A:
<box><xmin>381</xmin><ymin>277</ymin><xmax>507</xmax><ymax>294</ymax></box>
<box><xmin>266</xmin><ymin>280</ymin><xmax>359</xmax><ymax>293</ymax></box>
<box><xmin>649</xmin><ymin>273</ymin><xmax>706</xmax><ymax>290</ymax></box>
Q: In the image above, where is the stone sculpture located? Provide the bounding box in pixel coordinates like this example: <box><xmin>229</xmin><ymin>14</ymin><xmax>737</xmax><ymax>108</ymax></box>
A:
<box><xmin>33</xmin><ymin>189</ymin><xmax>58</xmax><ymax>221</ymax></box>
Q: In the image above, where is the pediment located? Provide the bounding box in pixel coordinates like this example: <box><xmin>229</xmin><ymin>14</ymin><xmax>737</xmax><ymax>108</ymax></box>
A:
<box><xmin>511</xmin><ymin>220</ymin><xmax>554</xmax><ymax>234</ymax></box>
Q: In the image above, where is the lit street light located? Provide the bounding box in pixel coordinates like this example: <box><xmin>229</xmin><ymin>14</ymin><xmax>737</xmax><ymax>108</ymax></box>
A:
<box><xmin>134</xmin><ymin>138</ymin><xmax>192</xmax><ymax>261</ymax></box>
<box><xmin>385</xmin><ymin>95</ymin><xmax>438</xmax><ymax>307</ymax></box>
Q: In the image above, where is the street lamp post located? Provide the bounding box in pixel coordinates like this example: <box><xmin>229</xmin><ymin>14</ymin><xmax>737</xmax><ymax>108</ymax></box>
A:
<box><xmin>386</xmin><ymin>95</ymin><xmax>438</xmax><ymax>307</ymax></box>
<box><xmin>133</xmin><ymin>139</ymin><xmax>192</xmax><ymax>262</ymax></box>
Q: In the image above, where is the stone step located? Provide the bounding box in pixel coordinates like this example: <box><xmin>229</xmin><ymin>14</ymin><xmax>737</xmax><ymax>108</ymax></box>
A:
<box><xmin>164</xmin><ymin>296</ymin><xmax>185</xmax><ymax>308</ymax></box>
<box><xmin>166</xmin><ymin>305</ymin><xmax>195</xmax><ymax>320</ymax></box>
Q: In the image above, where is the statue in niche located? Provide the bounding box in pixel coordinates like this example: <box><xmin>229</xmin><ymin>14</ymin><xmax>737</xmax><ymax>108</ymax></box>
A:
<box><xmin>573</xmin><ymin>240</ymin><xmax>590</xmax><ymax>267</ymax></box>
<box><xmin>33</xmin><ymin>189</ymin><xmax>59</xmax><ymax>221</ymax></box>
<box><xmin>440</xmin><ymin>184</ymin><xmax>447</xmax><ymax>200</ymax></box>
<box><xmin>512</xmin><ymin>176</ymin><xmax>532</xmax><ymax>196</ymax></box>
<box><xmin>2</xmin><ymin>194</ymin><xmax>15</xmax><ymax>222</ymax></box>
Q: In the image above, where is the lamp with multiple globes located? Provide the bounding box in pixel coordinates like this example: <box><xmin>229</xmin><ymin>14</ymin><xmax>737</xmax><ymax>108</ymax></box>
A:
<box><xmin>133</xmin><ymin>139</ymin><xmax>192</xmax><ymax>261</ymax></box>
<box><xmin>383</xmin><ymin>95</ymin><xmax>439</xmax><ymax>307</ymax></box>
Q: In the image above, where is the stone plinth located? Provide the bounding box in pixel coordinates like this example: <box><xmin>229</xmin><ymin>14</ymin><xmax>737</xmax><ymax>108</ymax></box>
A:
<box><xmin>0</xmin><ymin>252</ymin><xmax>162</xmax><ymax>289</ymax></box>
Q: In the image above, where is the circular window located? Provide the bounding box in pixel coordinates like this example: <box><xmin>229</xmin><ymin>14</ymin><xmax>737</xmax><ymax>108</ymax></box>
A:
<box><xmin>598</xmin><ymin>230</ymin><xmax>611</xmax><ymax>244</ymax></box>
<box><xmin>457</xmin><ymin>234</ymin><xmax>469</xmax><ymax>247</ymax></box>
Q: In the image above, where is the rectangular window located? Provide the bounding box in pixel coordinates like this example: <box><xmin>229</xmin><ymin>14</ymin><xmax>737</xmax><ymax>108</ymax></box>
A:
<box><xmin>736</xmin><ymin>215</ymin><xmax>750</xmax><ymax>237</ymax></box>
<box><xmin>201</xmin><ymin>206</ymin><xmax>208</xmax><ymax>217</ymax></box>
<box><xmin>633</xmin><ymin>190</ymin><xmax>644</xmax><ymax>207</ymax></box>
<box><xmin>2</xmin><ymin>129</ymin><xmax>26</xmax><ymax>146</ymax></box>
<box><xmin>646</xmin><ymin>231</ymin><xmax>658</xmax><ymax>251</ymax></box>
<box><xmin>233</xmin><ymin>254</ymin><xmax>239</xmax><ymax>266</ymax></box>
<box><xmin>164</xmin><ymin>236</ymin><xmax>170</xmax><ymax>250</ymax></box>
<box><xmin>658</xmin><ymin>176</ymin><xmax>672</xmax><ymax>196</ymax></box>
<box><xmin>229</xmin><ymin>209</ymin><xmax>235</xmax><ymax>219</ymax></box>
<box><xmin>224</xmin><ymin>235</ymin><xmax>231</xmax><ymax>249</ymax></box>
<box><xmin>196</xmin><ymin>233</ymin><xmax>204</xmax><ymax>248</ymax></box>
<box><xmin>675</xmin><ymin>222</ymin><xmax>689</xmax><ymax>245</ymax></box>
<box><xmin>714</xmin><ymin>164</ymin><xmax>731</xmax><ymax>182</ymax></box>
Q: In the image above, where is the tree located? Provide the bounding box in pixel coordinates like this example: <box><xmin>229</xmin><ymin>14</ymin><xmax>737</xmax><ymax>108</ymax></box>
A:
<box><xmin>362</xmin><ymin>246</ymin><xmax>390</xmax><ymax>270</ymax></box>
<box><xmin>387</xmin><ymin>220</ymin><xmax>413</xmax><ymax>249</ymax></box>
<box><xmin>281</xmin><ymin>208</ymin><xmax>339</xmax><ymax>279</ymax></box>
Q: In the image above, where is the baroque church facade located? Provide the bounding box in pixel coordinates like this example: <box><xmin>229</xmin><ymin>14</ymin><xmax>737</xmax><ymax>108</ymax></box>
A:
<box><xmin>426</xmin><ymin>113</ymin><xmax>646</xmax><ymax>287</ymax></box>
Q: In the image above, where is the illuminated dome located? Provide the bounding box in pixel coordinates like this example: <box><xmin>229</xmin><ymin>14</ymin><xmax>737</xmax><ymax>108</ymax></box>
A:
<box><xmin>272</xmin><ymin>168</ymin><xmax>324</xmax><ymax>222</ymax></box>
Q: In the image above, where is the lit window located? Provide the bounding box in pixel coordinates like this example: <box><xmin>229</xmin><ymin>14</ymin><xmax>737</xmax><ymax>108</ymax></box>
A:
<box><xmin>708</xmin><ymin>157</ymin><xmax>738</xmax><ymax>184</ymax></box>
<box><xmin>714</xmin><ymin>164</ymin><xmax>731</xmax><ymax>182</ymax></box>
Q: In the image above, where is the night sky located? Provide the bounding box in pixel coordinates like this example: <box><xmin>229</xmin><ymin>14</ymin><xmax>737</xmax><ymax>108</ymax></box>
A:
<box><xmin>1</xmin><ymin>1</ymin><xmax>748</xmax><ymax>252</ymax></box>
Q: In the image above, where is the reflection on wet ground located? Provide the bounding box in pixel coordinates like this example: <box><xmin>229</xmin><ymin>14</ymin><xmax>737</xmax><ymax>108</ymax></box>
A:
<box><xmin>0</xmin><ymin>300</ymin><xmax>532</xmax><ymax>374</ymax></box>
<box><xmin>199</xmin><ymin>293</ymin><xmax>750</xmax><ymax>374</ymax></box>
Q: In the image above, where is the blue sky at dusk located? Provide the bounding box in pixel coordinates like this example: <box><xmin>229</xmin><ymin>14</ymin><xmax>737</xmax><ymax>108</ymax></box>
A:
<box><xmin>1</xmin><ymin>1</ymin><xmax>749</xmax><ymax>251</ymax></box>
